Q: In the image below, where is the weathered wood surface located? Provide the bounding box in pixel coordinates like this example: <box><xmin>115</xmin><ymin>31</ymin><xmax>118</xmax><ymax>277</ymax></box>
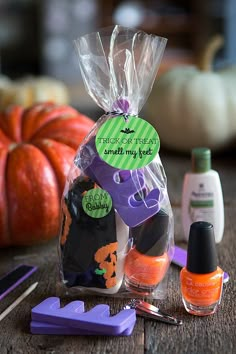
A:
<box><xmin>0</xmin><ymin>151</ymin><xmax>235</xmax><ymax>354</ymax></box>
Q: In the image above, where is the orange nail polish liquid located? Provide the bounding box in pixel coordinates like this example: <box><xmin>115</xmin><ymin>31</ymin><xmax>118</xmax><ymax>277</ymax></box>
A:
<box><xmin>124</xmin><ymin>210</ymin><xmax>170</xmax><ymax>295</ymax></box>
<box><xmin>125</xmin><ymin>247</ymin><xmax>169</xmax><ymax>292</ymax></box>
<box><xmin>180</xmin><ymin>221</ymin><xmax>224</xmax><ymax>316</ymax></box>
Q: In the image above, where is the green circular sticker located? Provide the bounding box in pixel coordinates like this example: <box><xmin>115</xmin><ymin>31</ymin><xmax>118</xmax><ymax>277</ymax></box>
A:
<box><xmin>82</xmin><ymin>189</ymin><xmax>113</xmax><ymax>218</ymax></box>
<box><xmin>95</xmin><ymin>116</ymin><xmax>160</xmax><ymax>170</ymax></box>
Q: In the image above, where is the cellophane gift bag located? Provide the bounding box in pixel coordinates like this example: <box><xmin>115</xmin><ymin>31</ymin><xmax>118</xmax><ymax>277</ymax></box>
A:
<box><xmin>58</xmin><ymin>25</ymin><xmax>174</xmax><ymax>299</ymax></box>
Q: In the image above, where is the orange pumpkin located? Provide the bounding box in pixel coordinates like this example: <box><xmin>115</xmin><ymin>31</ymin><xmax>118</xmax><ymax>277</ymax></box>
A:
<box><xmin>0</xmin><ymin>102</ymin><xmax>94</xmax><ymax>247</ymax></box>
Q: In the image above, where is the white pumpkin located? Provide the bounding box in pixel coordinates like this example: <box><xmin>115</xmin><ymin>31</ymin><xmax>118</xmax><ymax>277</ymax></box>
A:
<box><xmin>146</xmin><ymin>36</ymin><xmax>236</xmax><ymax>152</ymax></box>
<box><xmin>0</xmin><ymin>75</ymin><xmax>11</xmax><ymax>88</ymax></box>
<box><xmin>0</xmin><ymin>76</ymin><xmax>69</xmax><ymax>109</ymax></box>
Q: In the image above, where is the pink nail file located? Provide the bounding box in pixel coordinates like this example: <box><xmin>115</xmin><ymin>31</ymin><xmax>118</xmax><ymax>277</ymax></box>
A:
<box><xmin>172</xmin><ymin>246</ymin><xmax>229</xmax><ymax>283</ymax></box>
<box><xmin>31</xmin><ymin>297</ymin><xmax>136</xmax><ymax>336</ymax></box>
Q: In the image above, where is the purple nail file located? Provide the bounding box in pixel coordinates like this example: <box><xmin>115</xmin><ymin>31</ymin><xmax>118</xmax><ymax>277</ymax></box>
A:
<box><xmin>0</xmin><ymin>264</ymin><xmax>37</xmax><ymax>301</ymax></box>
<box><xmin>31</xmin><ymin>297</ymin><xmax>136</xmax><ymax>336</ymax></box>
<box><xmin>172</xmin><ymin>246</ymin><xmax>229</xmax><ymax>283</ymax></box>
<box><xmin>30</xmin><ymin>320</ymin><xmax>136</xmax><ymax>336</ymax></box>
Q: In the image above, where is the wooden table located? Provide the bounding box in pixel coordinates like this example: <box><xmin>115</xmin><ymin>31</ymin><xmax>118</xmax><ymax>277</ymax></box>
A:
<box><xmin>0</xmin><ymin>151</ymin><xmax>235</xmax><ymax>354</ymax></box>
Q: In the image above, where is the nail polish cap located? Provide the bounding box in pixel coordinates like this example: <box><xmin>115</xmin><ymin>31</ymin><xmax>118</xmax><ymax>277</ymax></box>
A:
<box><xmin>191</xmin><ymin>147</ymin><xmax>211</xmax><ymax>173</ymax></box>
<box><xmin>136</xmin><ymin>210</ymin><xmax>169</xmax><ymax>256</ymax></box>
<box><xmin>187</xmin><ymin>221</ymin><xmax>218</xmax><ymax>274</ymax></box>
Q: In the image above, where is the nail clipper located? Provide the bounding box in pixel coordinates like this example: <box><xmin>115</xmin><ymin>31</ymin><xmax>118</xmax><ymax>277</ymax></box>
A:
<box><xmin>124</xmin><ymin>299</ymin><xmax>183</xmax><ymax>325</ymax></box>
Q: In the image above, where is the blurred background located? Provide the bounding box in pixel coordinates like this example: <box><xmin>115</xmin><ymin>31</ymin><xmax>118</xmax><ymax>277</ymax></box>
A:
<box><xmin>0</xmin><ymin>0</ymin><xmax>236</xmax><ymax>155</ymax></box>
<box><xmin>0</xmin><ymin>0</ymin><xmax>235</xmax><ymax>111</ymax></box>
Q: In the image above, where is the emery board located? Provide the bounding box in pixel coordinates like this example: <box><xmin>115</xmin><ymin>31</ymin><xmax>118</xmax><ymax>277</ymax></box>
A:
<box><xmin>0</xmin><ymin>264</ymin><xmax>37</xmax><ymax>301</ymax></box>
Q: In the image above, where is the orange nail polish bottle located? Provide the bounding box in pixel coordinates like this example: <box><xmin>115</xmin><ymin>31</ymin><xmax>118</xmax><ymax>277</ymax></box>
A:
<box><xmin>180</xmin><ymin>221</ymin><xmax>224</xmax><ymax>316</ymax></box>
<box><xmin>124</xmin><ymin>210</ymin><xmax>170</xmax><ymax>295</ymax></box>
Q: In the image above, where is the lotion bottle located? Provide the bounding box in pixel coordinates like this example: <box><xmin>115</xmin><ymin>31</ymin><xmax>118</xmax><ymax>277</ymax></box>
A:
<box><xmin>181</xmin><ymin>148</ymin><xmax>224</xmax><ymax>243</ymax></box>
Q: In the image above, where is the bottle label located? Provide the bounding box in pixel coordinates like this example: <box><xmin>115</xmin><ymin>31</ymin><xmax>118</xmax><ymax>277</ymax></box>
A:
<box><xmin>95</xmin><ymin>116</ymin><xmax>160</xmax><ymax>170</ymax></box>
<box><xmin>82</xmin><ymin>188</ymin><xmax>113</xmax><ymax>218</ymax></box>
<box><xmin>182</xmin><ymin>273</ymin><xmax>223</xmax><ymax>306</ymax></box>
<box><xmin>189</xmin><ymin>183</ymin><xmax>214</xmax><ymax>224</ymax></box>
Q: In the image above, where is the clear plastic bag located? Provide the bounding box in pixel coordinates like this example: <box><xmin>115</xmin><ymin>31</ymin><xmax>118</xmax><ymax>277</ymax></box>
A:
<box><xmin>58</xmin><ymin>26</ymin><xmax>174</xmax><ymax>299</ymax></box>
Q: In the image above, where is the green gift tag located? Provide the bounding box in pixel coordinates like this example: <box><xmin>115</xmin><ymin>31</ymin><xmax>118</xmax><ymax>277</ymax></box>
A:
<box><xmin>95</xmin><ymin>116</ymin><xmax>160</xmax><ymax>170</ymax></box>
<box><xmin>82</xmin><ymin>188</ymin><xmax>113</xmax><ymax>218</ymax></box>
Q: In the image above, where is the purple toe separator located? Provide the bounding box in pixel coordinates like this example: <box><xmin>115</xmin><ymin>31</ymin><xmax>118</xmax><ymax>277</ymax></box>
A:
<box><xmin>82</xmin><ymin>138</ymin><xmax>161</xmax><ymax>227</ymax></box>
<box><xmin>31</xmin><ymin>297</ymin><xmax>136</xmax><ymax>336</ymax></box>
<box><xmin>30</xmin><ymin>320</ymin><xmax>136</xmax><ymax>336</ymax></box>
